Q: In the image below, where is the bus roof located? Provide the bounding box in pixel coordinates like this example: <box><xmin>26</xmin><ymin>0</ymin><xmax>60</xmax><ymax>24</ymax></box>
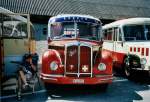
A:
<box><xmin>0</xmin><ymin>7</ymin><xmax>27</xmax><ymax>23</ymax></box>
<box><xmin>48</xmin><ymin>14</ymin><xmax>101</xmax><ymax>24</ymax></box>
<box><xmin>103</xmin><ymin>17</ymin><xmax>150</xmax><ymax>29</ymax></box>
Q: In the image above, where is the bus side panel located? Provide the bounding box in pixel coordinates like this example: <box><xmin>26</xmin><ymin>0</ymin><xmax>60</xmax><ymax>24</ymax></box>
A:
<box><xmin>3</xmin><ymin>39</ymin><xmax>29</xmax><ymax>76</ymax></box>
<box><xmin>102</xmin><ymin>41</ymin><xmax>126</xmax><ymax>68</ymax></box>
<box><xmin>30</xmin><ymin>40</ymin><xmax>36</xmax><ymax>53</ymax></box>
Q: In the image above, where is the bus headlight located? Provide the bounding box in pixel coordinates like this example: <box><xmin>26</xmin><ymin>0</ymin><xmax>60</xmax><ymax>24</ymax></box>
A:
<box><xmin>50</xmin><ymin>61</ymin><xmax>58</xmax><ymax>71</ymax></box>
<box><xmin>98</xmin><ymin>63</ymin><xmax>106</xmax><ymax>71</ymax></box>
<box><xmin>140</xmin><ymin>58</ymin><xmax>147</xmax><ymax>65</ymax></box>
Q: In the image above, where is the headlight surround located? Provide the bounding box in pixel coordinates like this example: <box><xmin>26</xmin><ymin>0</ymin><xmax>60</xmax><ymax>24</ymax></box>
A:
<box><xmin>140</xmin><ymin>58</ymin><xmax>147</xmax><ymax>65</ymax></box>
<box><xmin>50</xmin><ymin>61</ymin><xmax>58</xmax><ymax>71</ymax></box>
<box><xmin>98</xmin><ymin>63</ymin><xmax>106</xmax><ymax>71</ymax></box>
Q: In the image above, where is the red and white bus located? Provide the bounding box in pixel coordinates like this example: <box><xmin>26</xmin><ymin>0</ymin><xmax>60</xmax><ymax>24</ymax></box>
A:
<box><xmin>102</xmin><ymin>18</ymin><xmax>150</xmax><ymax>77</ymax></box>
<box><xmin>40</xmin><ymin>14</ymin><xmax>113</xmax><ymax>88</ymax></box>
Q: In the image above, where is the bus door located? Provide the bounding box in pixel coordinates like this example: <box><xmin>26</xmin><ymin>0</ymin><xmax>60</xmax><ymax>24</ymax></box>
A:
<box><xmin>102</xmin><ymin>28</ymin><xmax>114</xmax><ymax>59</ymax></box>
<box><xmin>1</xmin><ymin>13</ymin><xmax>32</xmax><ymax>76</ymax></box>
<box><xmin>113</xmin><ymin>27</ymin><xmax>125</xmax><ymax>66</ymax></box>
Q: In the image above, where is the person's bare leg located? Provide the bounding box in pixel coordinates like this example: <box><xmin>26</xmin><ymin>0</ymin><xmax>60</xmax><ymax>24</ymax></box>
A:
<box><xmin>19</xmin><ymin>70</ymin><xmax>27</xmax><ymax>85</ymax></box>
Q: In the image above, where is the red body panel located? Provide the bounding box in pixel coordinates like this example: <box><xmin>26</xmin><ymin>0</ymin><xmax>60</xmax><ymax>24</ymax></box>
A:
<box><xmin>41</xmin><ymin>39</ymin><xmax>113</xmax><ymax>85</ymax></box>
<box><xmin>102</xmin><ymin>49</ymin><xmax>126</xmax><ymax>68</ymax></box>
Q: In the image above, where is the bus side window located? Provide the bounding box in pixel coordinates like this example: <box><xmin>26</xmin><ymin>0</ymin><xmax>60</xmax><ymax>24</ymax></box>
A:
<box><xmin>16</xmin><ymin>22</ymin><xmax>27</xmax><ymax>37</ymax></box>
<box><xmin>103</xmin><ymin>30</ymin><xmax>107</xmax><ymax>40</ymax></box>
<box><xmin>113</xmin><ymin>27</ymin><xmax>122</xmax><ymax>41</ymax></box>
<box><xmin>108</xmin><ymin>29</ymin><xmax>113</xmax><ymax>40</ymax></box>
<box><xmin>118</xmin><ymin>28</ymin><xmax>122</xmax><ymax>41</ymax></box>
<box><xmin>146</xmin><ymin>25</ymin><xmax>150</xmax><ymax>40</ymax></box>
<box><xmin>113</xmin><ymin>28</ymin><xmax>117</xmax><ymax>41</ymax></box>
<box><xmin>103</xmin><ymin>29</ymin><xmax>113</xmax><ymax>41</ymax></box>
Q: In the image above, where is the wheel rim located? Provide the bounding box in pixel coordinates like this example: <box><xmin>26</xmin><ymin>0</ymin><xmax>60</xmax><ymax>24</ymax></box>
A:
<box><xmin>124</xmin><ymin>59</ymin><xmax>131</xmax><ymax>77</ymax></box>
<box><xmin>125</xmin><ymin>65</ymin><xmax>130</xmax><ymax>77</ymax></box>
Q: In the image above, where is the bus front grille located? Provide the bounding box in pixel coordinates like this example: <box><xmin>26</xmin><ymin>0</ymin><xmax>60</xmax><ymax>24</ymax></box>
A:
<box><xmin>65</xmin><ymin>42</ymin><xmax>92</xmax><ymax>77</ymax></box>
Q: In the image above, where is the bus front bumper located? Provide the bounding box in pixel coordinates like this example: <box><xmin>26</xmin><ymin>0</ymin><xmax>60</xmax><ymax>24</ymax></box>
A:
<box><xmin>40</xmin><ymin>73</ymin><xmax>113</xmax><ymax>85</ymax></box>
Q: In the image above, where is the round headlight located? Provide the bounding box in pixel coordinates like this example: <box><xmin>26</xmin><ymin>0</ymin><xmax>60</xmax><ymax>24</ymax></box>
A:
<box><xmin>50</xmin><ymin>61</ymin><xmax>58</xmax><ymax>71</ymax></box>
<box><xmin>98</xmin><ymin>63</ymin><xmax>106</xmax><ymax>71</ymax></box>
<box><xmin>140</xmin><ymin>58</ymin><xmax>147</xmax><ymax>65</ymax></box>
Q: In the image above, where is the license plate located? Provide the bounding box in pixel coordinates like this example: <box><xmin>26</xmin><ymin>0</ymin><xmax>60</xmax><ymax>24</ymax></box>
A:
<box><xmin>73</xmin><ymin>79</ymin><xmax>84</xmax><ymax>84</ymax></box>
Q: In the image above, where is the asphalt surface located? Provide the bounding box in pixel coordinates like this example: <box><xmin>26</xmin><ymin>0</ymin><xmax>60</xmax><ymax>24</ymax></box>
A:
<box><xmin>1</xmin><ymin>76</ymin><xmax>150</xmax><ymax>102</ymax></box>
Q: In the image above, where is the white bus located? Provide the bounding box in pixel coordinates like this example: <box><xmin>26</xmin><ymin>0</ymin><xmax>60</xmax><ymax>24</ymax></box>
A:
<box><xmin>102</xmin><ymin>18</ymin><xmax>150</xmax><ymax>77</ymax></box>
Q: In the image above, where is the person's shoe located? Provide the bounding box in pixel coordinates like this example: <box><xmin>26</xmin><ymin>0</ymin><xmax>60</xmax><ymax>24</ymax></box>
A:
<box><xmin>23</xmin><ymin>83</ymin><xmax>30</xmax><ymax>90</ymax></box>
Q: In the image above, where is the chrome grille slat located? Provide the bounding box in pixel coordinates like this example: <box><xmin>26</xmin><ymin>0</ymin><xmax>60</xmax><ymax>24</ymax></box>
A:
<box><xmin>78</xmin><ymin>45</ymin><xmax>80</xmax><ymax>77</ymax></box>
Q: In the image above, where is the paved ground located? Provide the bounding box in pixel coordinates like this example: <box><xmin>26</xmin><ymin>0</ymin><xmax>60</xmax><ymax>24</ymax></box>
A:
<box><xmin>1</xmin><ymin>76</ymin><xmax>150</xmax><ymax>102</ymax></box>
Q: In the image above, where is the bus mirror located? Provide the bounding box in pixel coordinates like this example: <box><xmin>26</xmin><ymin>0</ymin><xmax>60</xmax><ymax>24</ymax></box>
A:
<box><xmin>48</xmin><ymin>37</ymin><xmax>51</xmax><ymax>43</ymax></box>
<box><xmin>100</xmin><ymin>37</ymin><xmax>103</xmax><ymax>41</ymax></box>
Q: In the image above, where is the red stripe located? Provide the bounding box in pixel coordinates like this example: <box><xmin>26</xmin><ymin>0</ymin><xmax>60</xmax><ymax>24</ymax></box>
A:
<box><xmin>138</xmin><ymin>48</ymin><xmax>140</xmax><ymax>52</ymax></box>
<box><xmin>130</xmin><ymin>47</ymin><xmax>132</xmax><ymax>52</ymax></box>
<box><xmin>141</xmin><ymin>48</ymin><xmax>144</xmax><ymax>56</ymax></box>
<box><xmin>134</xmin><ymin>47</ymin><xmax>136</xmax><ymax>52</ymax></box>
<box><xmin>146</xmin><ymin>48</ymin><xmax>149</xmax><ymax>56</ymax></box>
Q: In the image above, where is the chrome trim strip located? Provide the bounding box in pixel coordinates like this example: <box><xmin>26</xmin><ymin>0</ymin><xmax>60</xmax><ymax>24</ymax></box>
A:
<box><xmin>64</xmin><ymin>45</ymin><xmax>67</xmax><ymax>77</ymax></box>
<box><xmin>65</xmin><ymin>41</ymin><xmax>79</xmax><ymax>47</ymax></box>
<box><xmin>66</xmin><ymin>72</ymin><xmax>92</xmax><ymax>74</ymax></box>
<box><xmin>78</xmin><ymin>44</ymin><xmax>80</xmax><ymax>77</ymax></box>
<box><xmin>91</xmin><ymin>46</ymin><xmax>93</xmax><ymax>77</ymax></box>
<box><xmin>95</xmin><ymin>74</ymin><xmax>113</xmax><ymax>77</ymax></box>
<box><xmin>100</xmin><ymin>78</ymin><xmax>113</xmax><ymax>81</ymax></box>
<box><xmin>42</xmin><ymin>77</ymin><xmax>58</xmax><ymax>81</ymax></box>
<box><xmin>41</xmin><ymin>73</ymin><xmax>63</xmax><ymax>77</ymax></box>
<box><xmin>80</xmin><ymin>42</ymin><xmax>92</xmax><ymax>48</ymax></box>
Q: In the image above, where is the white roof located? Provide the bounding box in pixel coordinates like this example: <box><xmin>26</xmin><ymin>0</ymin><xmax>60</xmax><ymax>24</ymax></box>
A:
<box><xmin>103</xmin><ymin>17</ymin><xmax>150</xmax><ymax>29</ymax></box>
<box><xmin>49</xmin><ymin>14</ymin><xmax>100</xmax><ymax>23</ymax></box>
<box><xmin>0</xmin><ymin>7</ymin><xmax>27</xmax><ymax>23</ymax></box>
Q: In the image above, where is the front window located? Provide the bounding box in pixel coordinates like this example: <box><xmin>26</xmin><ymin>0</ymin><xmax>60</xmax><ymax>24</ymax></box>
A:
<box><xmin>50</xmin><ymin>22</ymin><xmax>100</xmax><ymax>41</ymax></box>
<box><xmin>78</xmin><ymin>22</ymin><xmax>100</xmax><ymax>40</ymax></box>
<box><xmin>123</xmin><ymin>25</ymin><xmax>150</xmax><ymax>41</ymax></box>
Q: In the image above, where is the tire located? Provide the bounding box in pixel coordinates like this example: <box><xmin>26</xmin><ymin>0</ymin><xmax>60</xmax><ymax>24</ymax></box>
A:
<box><xmin>124</xmin><ymin>58</ymin><xmax>133</xmax><ymax>78</ymax></box>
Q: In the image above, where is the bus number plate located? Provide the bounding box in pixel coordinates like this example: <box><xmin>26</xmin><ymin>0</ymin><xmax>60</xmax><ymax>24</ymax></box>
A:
<box><xmin>73</xmin><ymin>79</ymin><xmax>84</xmax><ymax>84</ymax></box>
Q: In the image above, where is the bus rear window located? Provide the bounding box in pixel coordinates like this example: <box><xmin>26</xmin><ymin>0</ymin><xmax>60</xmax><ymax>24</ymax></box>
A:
<box><xmin>0</xmin><ymin>13</ymin><xmax>29</xmax><ymax>38</ymax></box>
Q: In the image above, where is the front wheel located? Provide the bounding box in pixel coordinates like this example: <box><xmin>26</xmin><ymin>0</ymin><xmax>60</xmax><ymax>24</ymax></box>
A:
<box><xmin>124</xmin><ymin>58</ymin><xmax>133</xmax><ymax>78</ymax></box>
